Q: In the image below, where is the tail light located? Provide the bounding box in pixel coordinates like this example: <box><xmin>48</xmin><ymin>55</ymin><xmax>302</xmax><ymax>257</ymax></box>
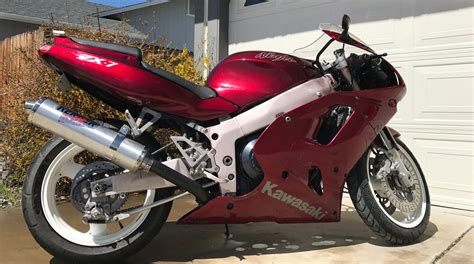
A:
<box><xmin>39</xmin><ymin>29</ymin><xmax>65</xmax><ymax>58</ymax></box>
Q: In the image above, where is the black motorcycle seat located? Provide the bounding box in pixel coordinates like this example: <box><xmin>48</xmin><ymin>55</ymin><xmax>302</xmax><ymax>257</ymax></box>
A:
<box><xmin>71</xmin><ymin>38</ymin><xmax>142</xmax><ymax>58</ymax></box>
<box><xmin>141</xmin><ymin>62</ymin><xmax>216</xmax><ymax>100</ymax></box>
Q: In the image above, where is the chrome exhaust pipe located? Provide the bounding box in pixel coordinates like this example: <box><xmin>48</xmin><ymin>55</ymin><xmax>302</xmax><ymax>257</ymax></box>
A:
<box><xmin>24</xmin><ymin>98</ymin><xmax>148</xmax><ymax>171</ymax></box>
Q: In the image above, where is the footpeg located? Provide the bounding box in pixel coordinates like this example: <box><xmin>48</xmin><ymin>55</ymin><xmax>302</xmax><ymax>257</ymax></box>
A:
<box><xmin>124</xmin><ymin>108</ymin><xmax>161</xmax><ymax>138</ymax></box>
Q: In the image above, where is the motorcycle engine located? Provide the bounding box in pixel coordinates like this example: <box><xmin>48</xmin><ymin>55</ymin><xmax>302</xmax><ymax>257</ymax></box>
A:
<box><xmin>241</xmin><ymin>139</ymin><xmax>263</xmax><ymax>181</ymax></box>
<box><xmin>237</xmin><ymin>136</ymin><xmax>263</xmax><ymax>195</ymax></box>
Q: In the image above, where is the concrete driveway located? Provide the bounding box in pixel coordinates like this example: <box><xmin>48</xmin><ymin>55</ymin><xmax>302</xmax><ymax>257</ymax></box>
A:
<box><xmin>0</xmin><ymin>196</ymin><xmax>472</xmax><ymax>264</ymax></box>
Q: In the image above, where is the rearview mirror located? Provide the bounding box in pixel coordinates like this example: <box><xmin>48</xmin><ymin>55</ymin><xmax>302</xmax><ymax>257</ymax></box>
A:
<box><xmin>342</xmin><ymin>14</ymin><xmax>351</xmax><ymax>31</ymax></box>
<box><xmin>339</xmin><ymin>14</ymin><xmax>352</xmax><ymax>43</ymax></box>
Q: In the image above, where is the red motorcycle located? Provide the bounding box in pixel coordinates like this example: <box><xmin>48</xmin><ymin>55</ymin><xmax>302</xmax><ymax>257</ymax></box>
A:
<box><xmin>22</xmin><ymin>15</ymin><xmax>430</xmax><ymax>262</ymax></box>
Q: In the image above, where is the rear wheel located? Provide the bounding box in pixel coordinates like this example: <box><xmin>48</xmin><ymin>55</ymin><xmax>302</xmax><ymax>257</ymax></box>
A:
<box><xmin>22</xmin><ymin>132</ymin><xmax>173</xmax><ymax>262</ymax></box>
<box><xmin>347</xmin><ymin>137</ymin><xmax>430</xmax><ymax>244</ymax></box>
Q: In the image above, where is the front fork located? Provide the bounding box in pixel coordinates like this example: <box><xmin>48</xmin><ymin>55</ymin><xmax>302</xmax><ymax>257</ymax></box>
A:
<box><xmin>375</xmin><ymin>127</ymin><xmax>415</xmax><ymax>188</ymax></box>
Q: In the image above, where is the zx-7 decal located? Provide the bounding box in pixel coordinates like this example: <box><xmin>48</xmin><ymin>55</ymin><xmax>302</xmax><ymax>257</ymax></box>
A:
<box><xmin>77</xmin><ymin>54</ymin><xmax>118</xmax><ymax>68</ymax></box>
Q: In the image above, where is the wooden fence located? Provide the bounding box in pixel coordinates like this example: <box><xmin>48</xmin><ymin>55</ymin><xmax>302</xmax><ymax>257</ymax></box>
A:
<box><xmin>0</xmin><ymin>30</ymin><xmax>44</xmax><ymax>115</ymax></box>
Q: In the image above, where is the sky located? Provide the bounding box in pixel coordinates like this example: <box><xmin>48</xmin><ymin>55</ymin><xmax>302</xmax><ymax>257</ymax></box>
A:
<box><xmin>88</xmin><ymin>0</ymin><xmax>147</xmax><ymax>7</ymax></box>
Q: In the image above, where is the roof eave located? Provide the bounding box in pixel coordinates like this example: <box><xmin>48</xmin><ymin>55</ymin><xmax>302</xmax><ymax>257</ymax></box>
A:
<box><xmin>0</xmin><ymin>12</ymin><xmax>47</xmax><ymax>25</ymax></box>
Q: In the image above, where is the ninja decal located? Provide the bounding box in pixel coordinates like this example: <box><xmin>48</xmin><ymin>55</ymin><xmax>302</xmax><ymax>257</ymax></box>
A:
<box><xmin>255</xmin><ymin>52</ymin><xmax>297</xmax><ymax>63</ymax></box>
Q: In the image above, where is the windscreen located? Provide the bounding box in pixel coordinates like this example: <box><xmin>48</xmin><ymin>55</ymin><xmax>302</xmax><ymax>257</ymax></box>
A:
<box><xmin>319</xmin><ymin>23</ymin><xmax>374</xmax><ymax>53</ymax></box>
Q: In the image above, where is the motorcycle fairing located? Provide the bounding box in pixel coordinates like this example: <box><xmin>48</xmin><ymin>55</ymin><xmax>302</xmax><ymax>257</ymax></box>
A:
<box><xmin>180</xmin><ymin>75</ymin><xmax>406</xmax><ymax>224</ymax></box>
<box><xmin>199</xmin><ymin>76</ymin><xmax>336</xmax><ymax>195</ymax></box>
<box><xmin>39</xmin><ymin>37</ymin><xmax>239</xmax><ymax>121</ymax></box>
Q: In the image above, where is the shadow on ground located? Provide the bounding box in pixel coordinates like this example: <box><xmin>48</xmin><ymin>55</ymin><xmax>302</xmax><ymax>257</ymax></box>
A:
<box><xmin>50</xmin><ymin>209</ymin><xmax>438</xmax><ymax>264</ymax></box>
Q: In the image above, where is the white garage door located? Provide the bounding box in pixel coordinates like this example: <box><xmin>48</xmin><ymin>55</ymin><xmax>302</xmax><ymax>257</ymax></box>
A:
<box><xmin>228</xmin><ymin>0</ymin><xmax>474</xmax><ymax>210</ymax></box>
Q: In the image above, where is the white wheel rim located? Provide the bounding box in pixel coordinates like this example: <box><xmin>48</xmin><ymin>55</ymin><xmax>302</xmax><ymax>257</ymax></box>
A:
<box><xmin>367</xmin><ymin>144</ymin><xmax>427</xmax><ymax>229</ymax></box>
<box><xmin>41</xmin><ymin>143</ymin><xmax>155</xmax><ymax>246</ymax></box>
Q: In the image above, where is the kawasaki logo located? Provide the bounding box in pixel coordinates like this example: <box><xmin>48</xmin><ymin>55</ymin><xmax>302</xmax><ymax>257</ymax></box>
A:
<box><xmin>261</xmin><ymin>181</ymin><xmax>328</xmax><ymax>220</ymax></box>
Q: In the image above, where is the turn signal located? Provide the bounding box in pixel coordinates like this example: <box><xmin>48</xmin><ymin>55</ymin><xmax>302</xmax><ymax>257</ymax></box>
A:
<box><xmin>388</xmin><ymin>99</ymin><xmax>397</xmax><ymax>107</ymax></box>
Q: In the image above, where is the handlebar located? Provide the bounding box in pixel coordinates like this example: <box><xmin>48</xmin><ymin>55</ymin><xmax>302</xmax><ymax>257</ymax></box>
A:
<box><xmin>314</xmin><ymin>38</ymin><xmax>388</xmax><ymax>91</ymax></box>
<box><xmin>322</xmin><ymin>48</ymin><xmax>360</xmax><ymax>90</ymax></box>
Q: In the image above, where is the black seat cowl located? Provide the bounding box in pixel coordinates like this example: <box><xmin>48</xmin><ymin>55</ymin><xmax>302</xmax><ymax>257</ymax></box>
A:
<box><xmin>71</xmin><ymin>38</ymin><xmax>142</xmax><ymax>58</ymax></box>
<box><xmin>141</xmin><ymin>62</ymin><xmax>216</xmax><ymax>100</ymax></box>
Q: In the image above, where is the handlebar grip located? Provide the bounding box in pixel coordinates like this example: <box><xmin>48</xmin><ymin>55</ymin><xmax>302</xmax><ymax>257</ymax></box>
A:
<box><xmin>362</xmin><ymin>53</ymin><xmax>387</xmax><ymax>63</ymax></box>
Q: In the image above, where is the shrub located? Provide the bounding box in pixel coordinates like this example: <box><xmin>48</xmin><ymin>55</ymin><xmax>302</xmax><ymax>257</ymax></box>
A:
<box><xmin>0</xmin><ymin>22</ymin><xmax>206</xmax><ymax>188</ymax></box>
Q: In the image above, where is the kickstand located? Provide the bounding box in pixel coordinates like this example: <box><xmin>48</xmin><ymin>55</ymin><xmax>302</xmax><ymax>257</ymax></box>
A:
<box><xmin>224</xmin><ymin>224</ymin><xmax>231</xmax><ymax>240</ymax></box>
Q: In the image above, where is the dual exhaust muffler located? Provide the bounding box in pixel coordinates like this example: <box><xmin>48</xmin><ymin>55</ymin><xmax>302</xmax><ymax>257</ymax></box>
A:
<box><xmin>24</xmin><ymin>98</ymin><xmax>209</xmax><ymax>203</ymax></box>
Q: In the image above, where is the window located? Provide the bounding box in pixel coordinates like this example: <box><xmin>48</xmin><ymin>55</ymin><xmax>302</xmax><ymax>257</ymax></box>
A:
<box><xmin>244</xmin><ymin>0</ymin><xmax>268</xmax><ymax>7</ymax></box>
<box><xmin>187</xmin><ymin>0</ymin><xmax>195</xmax><ymax>16</ymax></box>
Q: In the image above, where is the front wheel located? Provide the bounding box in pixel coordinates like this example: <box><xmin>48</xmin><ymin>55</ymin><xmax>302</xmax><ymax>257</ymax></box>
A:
<box><xmin>22</xmin><ymin>136</ymin><xmax>173</xmax><ymax>262</ymax></box>
<box><xmin>347</xmin><ymin>137</ymin><xmax>430</xmax><ymax>244</ymax></box>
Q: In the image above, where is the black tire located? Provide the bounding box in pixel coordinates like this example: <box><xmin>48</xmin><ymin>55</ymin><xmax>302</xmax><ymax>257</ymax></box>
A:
<box><xmin>22</xmin><ymin>129</ymin><xmax>173</xmax><ymax>262</ymax></box>
<box><xmin>347</xmin><ymin>138</ymin><xmax>430</xmax><ymax>244</ymax></box>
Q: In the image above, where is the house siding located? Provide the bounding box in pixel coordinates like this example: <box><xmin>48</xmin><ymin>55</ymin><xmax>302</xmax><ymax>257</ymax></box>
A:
<box><xmin>0</xmin><ymin>19</ymin><xmax>38</xmax><ymax>41</ymax></box>
<box><xmin>119</xmin><ymin>0</ymin><xmax>194</xmax><ymax>50</ymax></box>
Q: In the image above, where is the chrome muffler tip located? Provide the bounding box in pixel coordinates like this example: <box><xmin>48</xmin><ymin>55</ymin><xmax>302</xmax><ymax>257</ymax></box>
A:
<box><xmin>24</xmin><ymin>101</ymin><xmax>36</xmax><ymax>110</ymax></box>
<box><xmin>24</xmin><ymin>100</ymin><xmax>37</xmax><ymax>115</ymax></box>
<box><xmin>24</xmin><ymin>98</ymin><xmax>45</xmax><ymax>113</ymax></box>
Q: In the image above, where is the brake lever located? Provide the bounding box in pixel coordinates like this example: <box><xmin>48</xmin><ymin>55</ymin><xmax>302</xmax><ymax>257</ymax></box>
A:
<box><xmin>369</xmin><ymin>52</ymin><xmax>388</xmax><ymax>60</ymax></box>
<box><xmin>360</xmin><ymin>53</ymin><xmax>388</xmax><ymax>66</ymax></box>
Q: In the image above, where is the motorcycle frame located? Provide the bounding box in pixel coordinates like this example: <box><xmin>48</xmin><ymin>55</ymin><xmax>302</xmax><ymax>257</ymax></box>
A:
<box><xmin>90</xmin><ymin>75</ymin><xmax>337</xmax><ymax>202</ymax></box>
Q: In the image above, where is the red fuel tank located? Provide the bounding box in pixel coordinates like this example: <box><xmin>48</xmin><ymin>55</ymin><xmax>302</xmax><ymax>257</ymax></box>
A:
<box><xmin>207</xmin><ymin>51</ymin><xmax>320</xmax><ymax>109</ymax></box>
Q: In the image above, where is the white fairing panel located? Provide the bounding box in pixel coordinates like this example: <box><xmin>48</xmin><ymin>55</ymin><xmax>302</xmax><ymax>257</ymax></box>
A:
<box><xmin>207</xmin><ymin>75</ymin><xmax>336</xmax><ymax>194</ymax></box>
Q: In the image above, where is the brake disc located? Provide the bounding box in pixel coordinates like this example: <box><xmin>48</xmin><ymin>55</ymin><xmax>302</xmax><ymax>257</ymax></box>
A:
<box><xmin>70</xmin><ymin>161</ymin><xmax>127</xmax><ymax>214</ymax></box>
<box><xmin>377</xmin><ymin>156</ymin><xmax>422</xmax><ymax>214</ymax></box>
